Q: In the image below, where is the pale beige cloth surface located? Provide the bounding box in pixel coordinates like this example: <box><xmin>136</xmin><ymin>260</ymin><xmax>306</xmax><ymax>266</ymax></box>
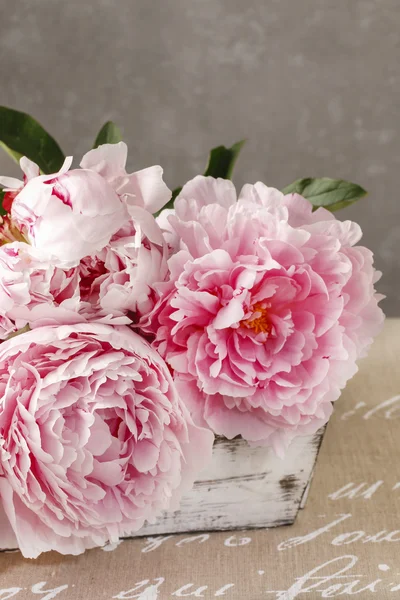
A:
<box><xmin>0</xmin><ymin>319</ymin><xmax>399</xmax><ymax>599</ymax></box>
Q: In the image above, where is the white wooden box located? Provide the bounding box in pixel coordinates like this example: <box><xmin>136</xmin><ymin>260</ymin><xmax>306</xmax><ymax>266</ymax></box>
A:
<box><xmin>0</xmin><ymin>428</ymin><xmax>325</xmax><ymax>551</ymax></box>
<box><xmin>135</xmin><ymin>426</ymin><xmax>326</xmax><ymax>537</ymax></box>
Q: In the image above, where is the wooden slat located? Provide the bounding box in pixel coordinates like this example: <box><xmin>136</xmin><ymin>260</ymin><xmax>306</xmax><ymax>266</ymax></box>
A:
<box><xmin>132</xmin><ymin>426</ymin><xmax>326</xmax><ymax>537</ymax></box>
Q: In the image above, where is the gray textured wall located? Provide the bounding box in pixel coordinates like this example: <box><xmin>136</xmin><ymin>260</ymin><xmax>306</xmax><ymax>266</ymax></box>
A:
<box><xmin>1</xmin><ymin>0</ymin><xmax>398</xmax><ymax>314</ymax></box>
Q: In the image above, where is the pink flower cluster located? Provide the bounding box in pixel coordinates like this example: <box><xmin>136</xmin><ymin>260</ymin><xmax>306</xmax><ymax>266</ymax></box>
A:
<box><xmin>0</xmin><ymin>145</ymin><xmax>384</xmax><ymax>558</ymax></box>
<box><xmin>0</xmin><ymin>145</ymin><xmax>213</xmax><ymax>558</ymax></box>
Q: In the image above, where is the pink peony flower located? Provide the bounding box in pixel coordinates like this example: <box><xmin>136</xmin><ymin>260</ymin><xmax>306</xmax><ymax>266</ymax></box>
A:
<box><xmin>0</xmin><ymin>323</ymin><xmax>213</xmax><ymax>558</ymax></box>
<box><xmin>10</xmin><ymin>157</ymin><xmax>128</xmax><ymax>266</ymax></box>
<box><xmin>0</xmin><ymin>242</ymin><xmax>82</xmax><ymax>340</ymax></box>
<box><xmin>0</xmin><ymin>206</ymin><xmax>168</xmax><ymax>339</ymax></box>
<box><xmin>0</xmin><ymin>240</ymin><xmax>122</xmax><ymax>341</ymax></box>
<box><xmin>4</xmin><ymin>144</ymin><xmax>171</xmax><ymax>267</ymax></box>
<box><xmin>144</xmin><ymin>176</ymin><xmax>385</xmax><ymax>455</ymax></box>
<box><xmin>79</xmin><ymin>205</ymin><xmax>169</xmax><ymax>320</ymax></box>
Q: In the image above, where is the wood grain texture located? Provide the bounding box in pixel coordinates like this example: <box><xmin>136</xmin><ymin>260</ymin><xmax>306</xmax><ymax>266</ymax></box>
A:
<box><xmin>132</xmin><ymin>426</ymin><xmax>327</xmax><ymax>537</ymax></box>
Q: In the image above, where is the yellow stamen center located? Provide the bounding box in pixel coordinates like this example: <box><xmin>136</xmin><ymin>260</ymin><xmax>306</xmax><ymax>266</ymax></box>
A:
<box><xmin>0</xmin><ymin>217</ymin><xmax>28</xmax><ymax>246</ymax></box>
<box><xmin>241</xmin><ymin>302</ymin><xmax>271</xmax><ymax>335</ymax></box>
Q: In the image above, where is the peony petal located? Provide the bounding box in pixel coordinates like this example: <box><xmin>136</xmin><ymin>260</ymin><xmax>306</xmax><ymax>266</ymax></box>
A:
<box><xmin>213</xmin><ymin>299</ymin><xmax>245</xmax><ymax>330</ymax></box>
<box><xmin>125</xmin><ymin>166</ymin><xmax>171</xmax><ymax>214</ymax></box>
<box><xmin>0</xmin><ymin>176</ymin><xmax>23</xmax><ymax>189</ymax></box>
<box><xmin>132</xmin><ymin>440</ymin><xmax>160</xmax><ymax>473</ymax></box>
<box><xmin>80</xmin><ymin>142</ymin><xmax>128</xmax><ymax>177</ymax></box>
<box><xmin>20</xmin><ymin>157</ymin><xmax>40</xmax><ymax>181</ymax></box>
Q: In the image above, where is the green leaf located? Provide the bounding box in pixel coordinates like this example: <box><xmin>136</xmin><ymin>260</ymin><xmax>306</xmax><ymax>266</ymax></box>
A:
<box><xmin>282</xmin><ymin>177</ymin><xmax>367</xmax><ymax>212</ymax></box>
<box><xmin>93</xmin><ymin>121</ymin><xmax>122</xmax><ymax>148</ymax></box>
<box><xmin>0</xmin><ymin>106</ymin><xmax>65</xmax><ymax>174</ymax></box>
<box><xmin>0</xmin><ymin>142</ymin><xmax>24</xmax><ymax>165</ymax></box>
<box><xmin>171</xmin><ymin>186</ymin><xmax>182</xmax><ymax>202</ymax></box>
<box><xmin>156</xmin><ymin>140</ymin><xmax>245</xmax><ymax>215</ymax></box>
<box><xmin>0</xmin><ymin>190</ymin><xmax>7</xmax><ymax>216</ymax></box>
<box><xmin>204</xmin><ymin>140</ymin><xmax>246</xmax><ymax>179</ymax></box>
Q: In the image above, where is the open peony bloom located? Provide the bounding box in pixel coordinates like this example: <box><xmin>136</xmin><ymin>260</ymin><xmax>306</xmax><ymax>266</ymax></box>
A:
<box><xmin>0</xmin><ymin>206</ymin><xmax>168</xmax><ymax>338</ymax></box>
<box><xmin>0</xmin><ymin>323</ymin><xmax>213</xmax><ymax>558</ymax></box>
<box><xmin>3</xmin><ymin>143</ymin><xmax>171</xmax><ymax>267</ymax></box>
<box><xmin>143</xmin><ymin>176</ymin><xmax>385</xmax><ymax>455</ymax></box>
<box><xmin>0</xmin><ymin>241</ymin><xmax>82</xmax><ymax>340</ymax></box>
<box><xmin>79</xmin><ymin>205</ymin><xmax>169</xmax><ymax>320</ymax></box>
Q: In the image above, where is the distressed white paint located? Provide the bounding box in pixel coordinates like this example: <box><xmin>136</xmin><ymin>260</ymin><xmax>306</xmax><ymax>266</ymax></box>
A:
<box><xmin>133</xmin><ymin>427</ymin><xmax>326</xmax><ymax>537</ymax></box>
<box><xmin>0</xmin><ymin>428</ymin><xmax>325</xmax><ymax>551</ymax></box>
